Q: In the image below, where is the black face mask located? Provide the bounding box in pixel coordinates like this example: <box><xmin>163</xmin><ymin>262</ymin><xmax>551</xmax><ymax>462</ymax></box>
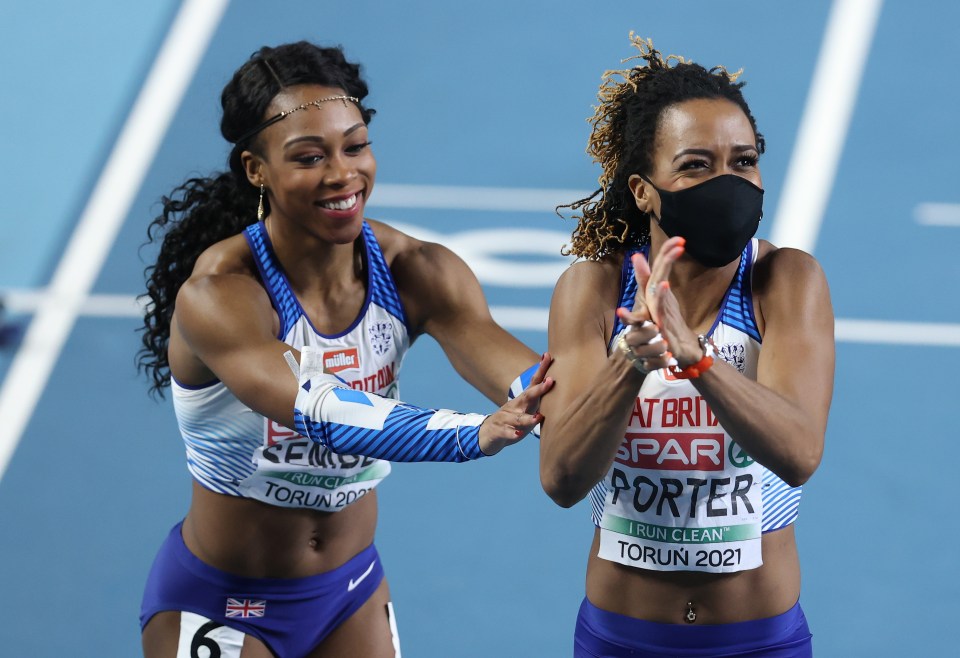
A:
<box><xmin>646</xmin><ymin>174</ymin><xmax>764</xmax><ymax>267</ymax></box>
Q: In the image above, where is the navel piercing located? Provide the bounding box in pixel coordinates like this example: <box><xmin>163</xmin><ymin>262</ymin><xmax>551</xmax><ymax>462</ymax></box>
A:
<box><xmin>685</xmin><ymin>601</ymin><xmax>697</xmax><ymax>623</ymax></box>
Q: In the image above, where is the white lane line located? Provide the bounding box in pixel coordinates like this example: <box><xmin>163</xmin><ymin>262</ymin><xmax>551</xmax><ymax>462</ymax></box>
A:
<box><xmin>835</xmin><ymin>319</ymin><xmax>960</xmax><ymax>346</ymax></box>
<box><xmin>914</xmin><ymin>203</ymin><xmax>960</xmax><ymax>227</ymax></box>
<box><xmin>369</xmin><ymin>183</ymin><xmax>592</xmax><ymax>213</ymax></box>
<box><xmin>2</xmin><ymin>291</ymin><xmax>146</xmax><ymax>317</ymax></box>
<box><xmin>769</xmin><ymin>0</ymin><xmax>884</xmax><ymax>253</ymax></box>
<box><xmin>382</xmin><ymin>221</ymin><xmax>574</xmax><ymax>287</ymax></box>
<box><xmin>0</xmin><ymin>0</ymin><xmax>229</xmax><ymax>482</ymax></box>
<box><xmin>4</xmin><ymin>290</ymin><xmax>960</xmax><ymax>347</ymax></box>
<box><xmin>490</xmin><ymin>306</ymin><xmax>550</xmax><ymax>332</ymax></box>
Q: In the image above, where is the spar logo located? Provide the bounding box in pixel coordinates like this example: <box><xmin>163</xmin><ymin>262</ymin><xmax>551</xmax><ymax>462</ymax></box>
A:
<box><xmin>324</xmin><ymin>348</ymin><xmax>360</xmax><ymax>373</ymax></box>
<box><xmin>615</xmin><ymin>432</ymin><xmax>725</xmax><ymax>471</ymax></box>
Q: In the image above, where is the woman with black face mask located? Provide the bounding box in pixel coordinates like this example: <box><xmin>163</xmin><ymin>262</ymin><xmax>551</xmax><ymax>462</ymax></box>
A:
<box><xmin>537</xmin><ymin>35</ymin><xmax>834</xmax><ymax>657</ymax></box>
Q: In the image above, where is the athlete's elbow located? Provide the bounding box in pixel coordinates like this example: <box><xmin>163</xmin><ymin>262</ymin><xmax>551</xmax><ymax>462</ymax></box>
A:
<box><xmin>543</xmin><ymin>483</ymin><xmax>581</xmax><ymax>509</ymax></box>
<box><xmin>780</xmin><ymin>445</ymin><xmax>824</xmax><ymax>487</ymax></box>
<box><xmin>780</xmin><ymin>470</ymin><xmax>810</xmax><ymax>489</ymax></box>
<box><xmin>540</xmin><ymin>469</ymin><xmax>588</xmax><ymax>508</ymax></box>
<box><xmin>792</xmin><ymin>456</ymin><xmax>822</xmax><ymax>487</ymax></box>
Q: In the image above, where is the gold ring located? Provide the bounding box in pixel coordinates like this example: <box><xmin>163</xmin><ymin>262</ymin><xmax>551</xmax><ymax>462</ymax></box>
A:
<box><xmin>617</xmin><ymin>334</ymin><xmax>649</xmax><ymax>374</ymax></box>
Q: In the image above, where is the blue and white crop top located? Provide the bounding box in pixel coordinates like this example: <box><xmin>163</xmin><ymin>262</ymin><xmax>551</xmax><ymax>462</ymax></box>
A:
<box><xmin>591</xmin><ymin>239</ymin><xmax>803</xmax><ymax>573</ymax></box>
<box><xmin>172</xmin><ymin>221</ymin><xmax>411</xmax><ymax>512</ymax></box>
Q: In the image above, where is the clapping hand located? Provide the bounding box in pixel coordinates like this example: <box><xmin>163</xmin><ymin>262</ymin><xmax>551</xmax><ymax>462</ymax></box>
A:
<box><xmin>614</xmin><ymin>237</ymin><xmax>694</xmax><ymax>373</ymax></box>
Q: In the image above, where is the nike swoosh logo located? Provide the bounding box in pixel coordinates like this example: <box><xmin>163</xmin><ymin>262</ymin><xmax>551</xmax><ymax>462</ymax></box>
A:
<box><xmin>347</xmin><ymin>560</ymin><xmax>377</xmax><ymax>592</ymax></box>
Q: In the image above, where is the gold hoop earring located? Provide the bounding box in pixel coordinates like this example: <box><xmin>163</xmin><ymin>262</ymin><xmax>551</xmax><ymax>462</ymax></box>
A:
<box><xmin>257</xmin><ymin>184</ymin><xmax>265</xmax><ymax>221</ymax></box>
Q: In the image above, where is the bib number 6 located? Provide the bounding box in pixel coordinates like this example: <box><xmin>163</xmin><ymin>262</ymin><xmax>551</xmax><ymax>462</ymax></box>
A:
<box><xmin>191</xmin><ymin>621</ymin><xmax>224</xmax><ymax>658</ymax></box>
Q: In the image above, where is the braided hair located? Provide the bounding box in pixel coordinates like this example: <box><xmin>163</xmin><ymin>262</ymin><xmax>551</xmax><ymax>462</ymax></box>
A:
<box><xmin>138</xmin><ymin>42</ymin><xmax>376</xmax><ymax>396</ymax></box>
<box><xmin>562</xmin><ymin>33</ymin><xmax>764</xmax><ymax>260</ymax></box>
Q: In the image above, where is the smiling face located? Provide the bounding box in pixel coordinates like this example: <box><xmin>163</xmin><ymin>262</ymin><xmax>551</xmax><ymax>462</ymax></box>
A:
<box><xmin>242</xmin><ymin>84</ymin><xmax>376</xmax><ymax>245</ymax></box>
<box><xmin>630</xmin><ymin>97</ymin><xmax>762</xmax><ymax>222</ymax></box>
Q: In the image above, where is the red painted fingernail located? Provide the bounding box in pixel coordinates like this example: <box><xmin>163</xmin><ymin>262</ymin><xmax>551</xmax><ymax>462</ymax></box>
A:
<box><xmin>515</xmin><ymin>430</ymin><xmax>523</xmax><ymax>437</ymax></box>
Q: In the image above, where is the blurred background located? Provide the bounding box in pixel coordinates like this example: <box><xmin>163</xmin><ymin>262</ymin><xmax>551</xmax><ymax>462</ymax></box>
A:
<box><xmin>2</xmin><ymin>0</ymin><xmax>957</xmax><ymax>655</ymax></box>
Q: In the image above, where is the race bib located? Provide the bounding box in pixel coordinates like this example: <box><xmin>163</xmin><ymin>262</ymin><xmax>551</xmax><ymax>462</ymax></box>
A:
<box><xmin>596</xmin><ymin>420</ymin><xmax>763</xmax><ymax>573</ymax></box>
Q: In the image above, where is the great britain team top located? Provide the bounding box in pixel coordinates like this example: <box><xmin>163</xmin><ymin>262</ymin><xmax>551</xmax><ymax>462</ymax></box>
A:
<box><xmin>590</xmin><ymin>239</ymin><xmax>802</xmax><ymax>574</ymax></box>
<box><xmin>172</xmin><ymin>221</ymin><xmax>413</xmax><ymax>513</ymax></box>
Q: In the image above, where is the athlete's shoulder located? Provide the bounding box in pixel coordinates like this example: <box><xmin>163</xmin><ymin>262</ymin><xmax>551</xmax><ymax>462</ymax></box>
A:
<box><xmin>753</xmin><ymin>239</ymin><xmax>827</xmax><ymax>289</ymax></box>
<box><xmin>178</xmin><ymin>233</ymin><xmax>270</xmax><ymax>322</ymax></box>
<box><xmin>556</xmin><ymin>253</ymin><xmax>624</xmax><ymax>293</ymax></box>
<box><xmin>191</xmin><ymin>231</ymin><xmax>259</xmax><ymax>280</ymax></box>
<box><xmin>367</xmin><ymin>218</ymin><xmax>470</xmax><ymax>289</ymax></box>
<box><xmin>551</xmin><ymin>254</ymin><xmax>625</xmax><ymax>327</ymax></box>
<box><xmin>363</xmin><ymin>218</ymin><xmax>421</xmax><ymax>261</ymax></box>
<box><xmin>752</xmin><ymin>239</ymin><xmax>831</xmax><ymax>335</ymax></box>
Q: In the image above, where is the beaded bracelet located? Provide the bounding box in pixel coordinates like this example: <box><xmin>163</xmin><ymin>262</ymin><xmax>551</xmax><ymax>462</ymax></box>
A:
<box><xmin>668</xmin><ymin>335</ymin><xmax>716</xmax><ymax>380</ymax></box>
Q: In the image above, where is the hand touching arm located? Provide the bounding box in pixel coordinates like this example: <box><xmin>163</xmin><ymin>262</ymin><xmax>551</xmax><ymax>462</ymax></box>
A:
<box><xmin>294</xmin><ymin>350</ymin><xmax>552</xmax><ymax>459</ymax></box>
<box><xmin>174</xmin><ymin>269</ymin><xmax>553</xmax><ymax>462</ymax></box>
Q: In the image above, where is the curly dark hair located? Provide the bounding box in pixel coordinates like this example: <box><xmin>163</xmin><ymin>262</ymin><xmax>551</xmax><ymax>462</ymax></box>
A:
<box><xmin>138</xmin><ymin>41</ymin><xmax>376</xmax><ymax>396</ymax></box>
<box><xmin>561</xmin><ymin>33</ymin><xmax>765</xmax><ymax>260</ymax></box>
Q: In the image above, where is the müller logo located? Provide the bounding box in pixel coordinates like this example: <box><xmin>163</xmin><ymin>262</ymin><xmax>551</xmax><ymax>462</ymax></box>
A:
<box><xmin>324</xmin><ymin>348</ymin><xmax>360</xmax><ymax>373</ymax></box>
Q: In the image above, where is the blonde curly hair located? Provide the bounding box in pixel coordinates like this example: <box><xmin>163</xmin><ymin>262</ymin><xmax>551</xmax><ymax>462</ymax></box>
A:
<box><xmin>561</xmin><ymin>33</ymin><xmax>763</xmax><ymax>260</ymax></box>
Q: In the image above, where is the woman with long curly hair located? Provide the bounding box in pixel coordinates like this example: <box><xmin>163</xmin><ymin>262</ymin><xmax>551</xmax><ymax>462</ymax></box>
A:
<box><xmin>539</xmin><ymin>35</ymin><xmax>833</xmax><ymax>657</ymax></box>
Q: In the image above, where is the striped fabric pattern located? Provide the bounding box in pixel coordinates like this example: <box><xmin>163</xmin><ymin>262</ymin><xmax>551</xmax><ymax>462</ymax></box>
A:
<box><xmin>761</xmin><ymin>469</ymin><xmax>803</xmax><ymax>532</ymax></box>
<box><xmin>294</xmin><ymin>402</ymin><xmax>485</xmax><ymax>462</ymax></box>
<box><xmin>173</xmin><ymin>380</ymin><xmax>261</xmax><ymax>495</ymax></box>
<box><xmin>243</xmin><ymin>222</ymin><xmax>301</xmax><ymax>337</ymax></box>
<box><xmin>589</xmin><ymin>480</ymin><xmax>608</xmax><ymax>527</ymax></box>
<box><xmin>717</xmin><ymin>240</ymin><xmax>761</xmax><ymax>342</ymax></box>
<box><xmin>609</xmin><ymin>246</ymin><xmax>642</xmax><ymax>343</ymax></box>
<box><xmin>362</xmin><ymin>222</ymin><xmax>408</xmax><ymax>326</ymax></box>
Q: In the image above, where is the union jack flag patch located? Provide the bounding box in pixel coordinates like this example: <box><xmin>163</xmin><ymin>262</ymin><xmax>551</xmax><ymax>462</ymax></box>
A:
<box><xmin>225</xmin><ymin>598</ymin><xmax>266</xmax><ymax>618</ymax></box>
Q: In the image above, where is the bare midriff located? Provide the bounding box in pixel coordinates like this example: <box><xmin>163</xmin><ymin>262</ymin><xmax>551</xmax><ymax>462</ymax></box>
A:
<box><xmin>182</xmin><ymin>480</ymin><xmax>378</xmax><ymax>579</ymax></box>
<box><xmin>585</xmin><ymin>525</ymin><xmax>800</xmax><ymax>624</ymax></box>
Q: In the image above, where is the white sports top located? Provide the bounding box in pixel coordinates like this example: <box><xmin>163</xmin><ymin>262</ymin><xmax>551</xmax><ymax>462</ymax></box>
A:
<box><xmin>591</xmin><ymin>239</ymin><xmax>802</xmax><ymax>573</ymax></box>
<box><xmin>172</xmin><ymin>221</ymin><xmax>410</xmax><ymax>512</ymax></box>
